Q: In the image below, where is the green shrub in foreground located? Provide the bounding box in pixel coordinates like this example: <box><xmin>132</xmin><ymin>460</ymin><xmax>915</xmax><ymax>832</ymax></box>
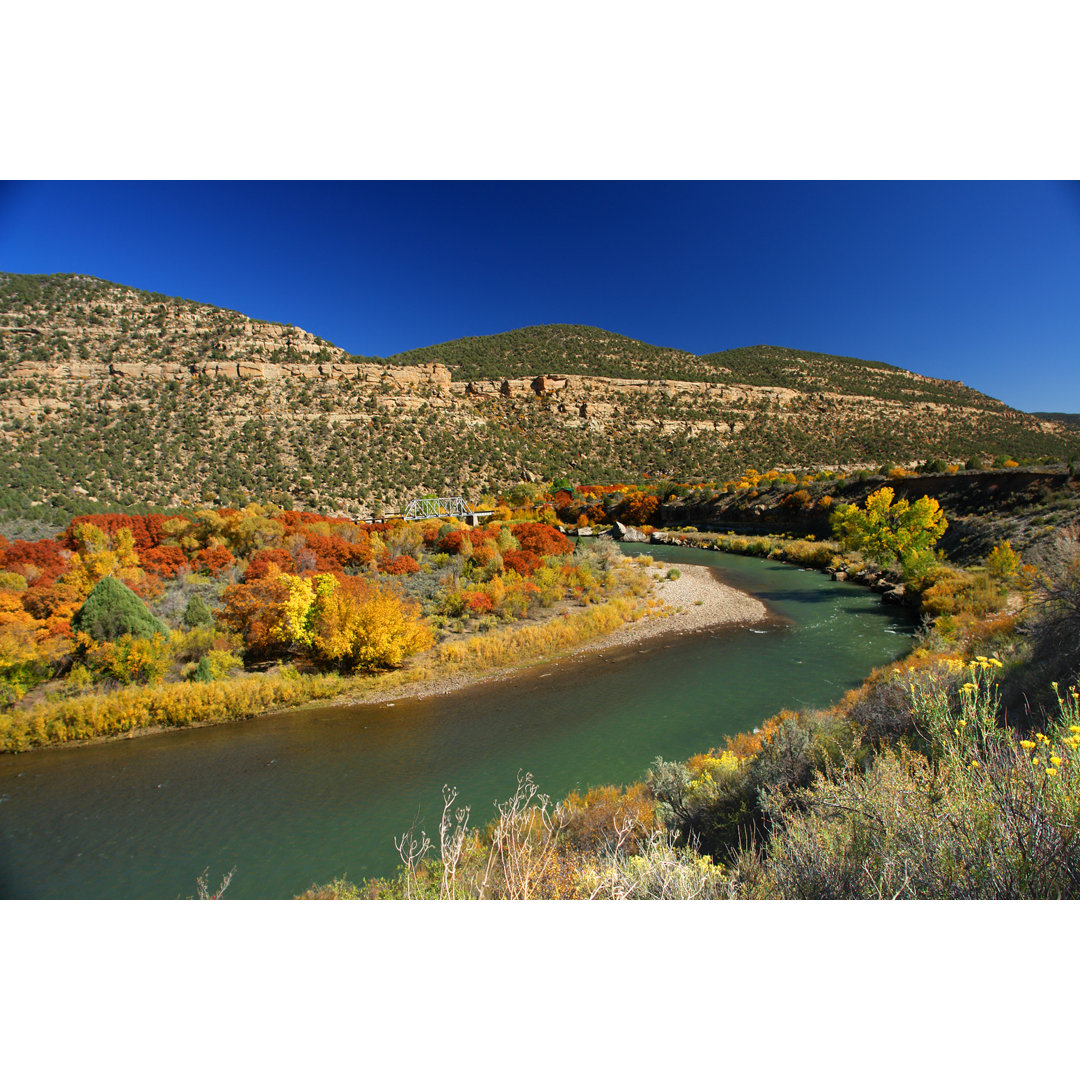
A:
<box><xmin>760</xmin><ymin>664</ymin><xmax>1080</xmax><ymax>898</ymax></box>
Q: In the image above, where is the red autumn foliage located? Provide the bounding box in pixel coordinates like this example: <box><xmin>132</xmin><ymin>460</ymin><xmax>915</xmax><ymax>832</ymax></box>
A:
<box><xmin>275</xmin><ymin>510</ymin><xmax>330</xmax><ymax>531</ymax></box>
<box><xmin>378</xmin><ymin>554</ymin><xmax>420</xmax><ymax>575</ymax></box>
<box><xmin>509</xmin><ymin>522</ymin><xmax>574</xmax><ymax>557</ymax></box>
<box><xmin>437</xmin><ymin>530</ymin><xmax>467</xmax><ymax>554</ymax></box>
<box><xmin>0</xmin><ymin>538</ymin><xmax>69</xmax><ymax>586</ymax></box>
<box><xmin>218</xmin><ymin>570</ymin><xmax>292</xmax><ymax>657</ymax></box>
<box><xmin>463</xmin><ymin>590</ymin><xmax>493</xmax><ymax>614</ymax></box>
<box><xmin>64</xmin><ymin>513</ymin><xmax>177</xmax><ymax>553</ymax></box>
<box><xmin>139</xmin><ymin>545</ymin><xmax>191</xmax><ymax>578</ymax></box>
<box><xmin>245</xmin><ymin>547</ymin><xmax>297</xmax><ymax>581</ymax></box>
<box><xmin>191</xmin><ymin>545</ymin><xmax>235</xmax><ymax>577</ymax></box>
<box><xmin>299</xmin><ymin>529</ymin><xmax>371</xmax><ymax>571</ymax></box>
<box><xmin>502</xmin><ymin>550</ymin><xmax>541</xmax><ymax>575</ymax></box>
<box><xmin>128</xmin><ymin>573</ymin><xmax>165</xmax><ymax>601</ymax></box>
<box><xmin>21</xmin><ymin>581</ymin><xmax>85</xmax><ymax>621</ymax></box>
<box><xmin>41</xmin><ymin>617</ymin><xmax>73</xmax><ymax>640</ymax></box>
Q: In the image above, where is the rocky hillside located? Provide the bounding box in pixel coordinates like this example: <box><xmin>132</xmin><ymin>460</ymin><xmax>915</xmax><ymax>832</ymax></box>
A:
<box><xmin>1034</xmin><ymin>412</ymin><xmax>1080</xmax><ymax>431</ymax></box>
<box><xmin>1</xmin><ymin>271</ymin><xmax>1077</xmax><ymax>528</ymax></box>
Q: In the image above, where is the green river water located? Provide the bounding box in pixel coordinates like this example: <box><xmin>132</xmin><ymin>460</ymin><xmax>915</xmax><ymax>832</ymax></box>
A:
<box><xmin>0</xmin><ymin>546</ymin><xmax>917</xmax><ymax>899</ymax></box>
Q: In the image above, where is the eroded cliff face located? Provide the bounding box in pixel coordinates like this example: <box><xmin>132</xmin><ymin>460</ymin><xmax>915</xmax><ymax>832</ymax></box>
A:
<box><xmin>3</xmin><ymin>346</ymin><xmax>1046</xmax><ymax>445</ymax></box>
<box><xmin>1</xmin><ymin>272</ymin><xmax>1075</xmax><ymax>522</ymax></box>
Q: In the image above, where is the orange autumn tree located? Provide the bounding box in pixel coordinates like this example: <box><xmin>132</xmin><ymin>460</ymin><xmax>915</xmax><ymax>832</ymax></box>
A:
<box><xmin>613</xmin><ymin>493</ymin><xmax>660</xmax><ymax>526</ymax></box>
<box><xmin>218</xmin><ymin>564</ymin><xmax>294</xmax><ymax>658</ymax></box>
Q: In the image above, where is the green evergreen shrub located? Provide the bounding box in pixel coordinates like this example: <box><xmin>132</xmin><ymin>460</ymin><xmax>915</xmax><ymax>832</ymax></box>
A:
<box><xmin>72</xmin><ymin>576</ymin><xmax>168</xmax><ymax>642</ymax></box>
<box><xmin>182</xmin><ymin>594</ymin><xmax>214</xmax><ymax>628</ymax></box>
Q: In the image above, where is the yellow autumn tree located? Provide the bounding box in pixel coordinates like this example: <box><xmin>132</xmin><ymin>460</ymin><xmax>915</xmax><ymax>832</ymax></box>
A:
<box><xmin>339</xmin><ymin>588</ymin><xmax>431</xmax><ymax>670</ymax></box>
<box><xmin>61</xmin><ymin>525</ymin><xmax>141</xmax><ymax>597</ymax></box>
<box><xmin>986</xmin><ymin>540</ymin><xmax>1022</xmax><ymax>583</ymax></box>
<box><xmin>272</xmin><ymin>574</ymin><xmax>318</xmax><ymax>647</ymax></box>
<box><xmin>309</xmin><ymin>577</ymin><xmax>432</xmax><ymax>671</ymax></box>
<box><xmin>271</xmin><ymin>572</ymin><xmax>432</xmax><ymax>671</ymax></box>
<box><xmin>830</xmin><ymin>487</ymin><xmax>947</xmax><ymax>567</ymax></box>
<box><xmin>221</xmin><ymin>505</ymin><xmax>286</xmax><ymax>556</ymax></box>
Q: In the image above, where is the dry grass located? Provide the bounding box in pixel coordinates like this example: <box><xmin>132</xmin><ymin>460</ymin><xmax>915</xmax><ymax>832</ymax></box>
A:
<box><xmin>0</xmin><ymin>670</ymin><xmax>345</xmax><ymax>752</ymax></box>
<box><xmin>429</xmin><ymin>593</ymin><xmax>652</xmax><ymax>675</ymax></box>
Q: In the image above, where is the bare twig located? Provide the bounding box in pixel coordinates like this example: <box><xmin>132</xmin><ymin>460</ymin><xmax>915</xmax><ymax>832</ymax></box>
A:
<box><xmin>195</xmin><ymin>865</ymin><xmax>237</xmax><ymax>899</ymax></box>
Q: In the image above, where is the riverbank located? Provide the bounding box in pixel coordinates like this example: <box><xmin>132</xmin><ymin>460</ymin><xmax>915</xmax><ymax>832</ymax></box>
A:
<box><xmin>0</xmin><ymin>556</ymin><xmax>767</xmax><ymax>752</ymax></box>
<box><xmin>345</xmin><ymin>562</ymin><xmax>768</xmax><ymax>706</ymax></box>
<box><xmin>0</xmin><ymin>548</ymin><xmax>919</xmax><ymax>898</ymax></box>
<box><xmin>574</xmin><ymin>563</ymin><xmax>766</xmax><ymax>651</ymax></box>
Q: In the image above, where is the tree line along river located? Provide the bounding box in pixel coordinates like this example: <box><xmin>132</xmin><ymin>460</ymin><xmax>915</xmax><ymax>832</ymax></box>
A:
<box><xmin>0</xmin><ymin>545</ymin><xmax>917</xmax><ymax>899</ymax></box>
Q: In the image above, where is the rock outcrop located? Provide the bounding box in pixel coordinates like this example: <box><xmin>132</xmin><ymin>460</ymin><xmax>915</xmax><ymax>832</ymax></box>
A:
<box><xmin>611</xmin><ymin>521</ymin><xmax>649</xmax><ymax>543</ymax></box>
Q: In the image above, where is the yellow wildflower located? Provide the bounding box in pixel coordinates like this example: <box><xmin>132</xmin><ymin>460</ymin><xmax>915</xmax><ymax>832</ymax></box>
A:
<box><xmin>976</xmin><ymin>656</ymin><xmax>988</xmax><ymax>663</ymax></box>
<box><xmin>1046</xmin><ymin>768</ymin><xmax>1058</xmax><ymax>777</ymax></box>
<box><xmin>960</xmin><ymin>683</ymin><xmax>976</xmax><ymax>694</ymax></box>
<box><xmin>1020</xmin><ymin>740</ymin><xmax>1036</xmax><ymax>750</ymax></box>
<box><xmin>1051</xmin><ymin>756</ymin><xmax>1062</xmax><ymax>766</ymax></box>
<box><xmin>959</xmin><ymin>719</ymin><xmax>967</xmax><ymax>727</ymax></box>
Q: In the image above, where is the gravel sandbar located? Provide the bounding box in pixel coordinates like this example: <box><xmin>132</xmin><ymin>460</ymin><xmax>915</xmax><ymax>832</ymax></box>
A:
<box><xmin>348</xmin><ymin>561</ymin><xmax>766</xmax><ymax>707</ymax></box>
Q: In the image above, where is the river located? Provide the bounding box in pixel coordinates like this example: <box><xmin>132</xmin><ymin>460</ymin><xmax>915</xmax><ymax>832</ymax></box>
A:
<box><xmin>0</xmin><ymin>546</ymin><xmax>917</xmax><ymax>898</ymax></box>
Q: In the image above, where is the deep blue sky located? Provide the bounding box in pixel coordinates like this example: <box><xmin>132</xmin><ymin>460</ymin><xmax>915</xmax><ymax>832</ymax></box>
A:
<box><xmin>1</xmin><ymin>180</ymin><xmax>1077</xmax><ymax>412</ymax></box>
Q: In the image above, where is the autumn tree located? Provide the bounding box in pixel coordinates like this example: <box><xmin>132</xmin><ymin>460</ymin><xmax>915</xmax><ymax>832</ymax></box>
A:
<box><xmin>271</xmin><ymin>572</ymin><xmax>432</xmax><ymax>672</ymax></box>
<box><xmin>509</xmin><ymin>522</ymin><xmax>574</xmax><ymax>557</ymax></box>
<box><xmin>191</xmin><ymin>544</ymin><xmax>235</xmax><ymax>577</ymax></box>
<box><xmin>60</xmin><ymin>524</ymin><xmax>142</xmax><ymax>598</ymax></box>
<box><xmin>218</xmin><ymin>565</ymin><xmax>293</xmax><ymax>657</ymax></box>
<box><xmin>312</xmin><ymin>576</ymin><xmax>432</xmax><ymax>672</ymax></box>
<box><xmin>613</xmin><ymin>493</ymin><xmax>660</xmax><ymax>527</ymax></box>
<box><xmin>830</xmin><ymin>487</ymin><xmax>947</xmax><ymax>567</ymax></box>
<box><xmin>986</xmin><ymin>540</ymin><xmax>1022</xmax><ymax>583</ymax></box>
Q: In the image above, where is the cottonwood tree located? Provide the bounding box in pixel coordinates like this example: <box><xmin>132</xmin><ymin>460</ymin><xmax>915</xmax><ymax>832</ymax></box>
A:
<box><xmin>830</xmin><ymin>486</ymin><xmax>946</xmax><ymax>567</ymax></box>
